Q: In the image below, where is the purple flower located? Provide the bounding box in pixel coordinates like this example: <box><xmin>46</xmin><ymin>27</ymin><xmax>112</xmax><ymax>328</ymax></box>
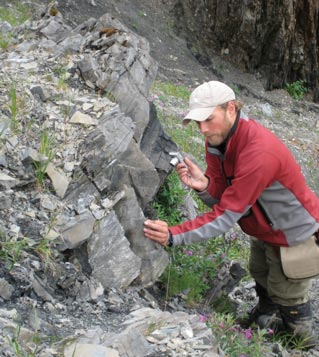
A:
<box><xmin>185</xmin><ymin>250</ymin><xmax>193</xmax><ymax>256</ymax></box>
<box><xmin>198</xmin><ymin>314</ymin><xmax>207</xmax><ymax>323</ymax></box>
<box><xmin>245</xmin><ymin>328</ymin><xmax>252</xmax><ymax>340</ymax></box>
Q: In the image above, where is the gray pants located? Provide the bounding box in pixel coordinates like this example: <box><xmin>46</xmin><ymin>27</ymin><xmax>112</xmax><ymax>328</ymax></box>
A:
<box><xmin>248</xmin><ymin>238</ymin><xmax>312</xmax><ymax>306</ymax></box>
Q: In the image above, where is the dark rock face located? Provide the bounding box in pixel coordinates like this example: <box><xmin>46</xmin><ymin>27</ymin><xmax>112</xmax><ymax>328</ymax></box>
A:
<box><xmin>173</xmin><ymin>0</ymin><xmax>319</xmax><ymax>100</ymax></box>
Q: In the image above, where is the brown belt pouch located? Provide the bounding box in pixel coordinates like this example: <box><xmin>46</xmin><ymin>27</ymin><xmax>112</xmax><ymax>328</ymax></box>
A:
<box><xmin>280</xmin><ymin>235</ymin><xmax>319</xmax><ymax>279</ymax></box>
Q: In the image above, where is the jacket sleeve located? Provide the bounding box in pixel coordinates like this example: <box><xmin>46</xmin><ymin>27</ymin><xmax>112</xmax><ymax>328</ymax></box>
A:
<box><xmin>170</xmin><ymin>146</ymin><xmax>279</xmax><ymax>246</ymax></box>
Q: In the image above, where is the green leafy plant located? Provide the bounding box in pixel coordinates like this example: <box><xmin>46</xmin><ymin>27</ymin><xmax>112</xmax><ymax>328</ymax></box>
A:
<box><xmin>0</xmin><ymin>32</ymin><xmax>12</xmax><ymax>49</ymax></box>
<box><xmin>35</xmin><ymin>238</ymin><xmax>56</xmax><ymax>273</ymax></box>
<box><xmin>229</xmin><ymin>83</ymin><xmax>241</xmax><ymax>96</ymax></box>
<box><xmin>138</xmin><ymin>10</ymin><xmax>147</xmax><ymax>17</ymax></box>
<box><xmin>0</xmin><ymin>230</ymin><xmax>28</xmax><ymax>271</ymax></box>
<box><xmin>6</xmin><ymin>323</ymin><xmax>41</xmax><ymax>357</ymax></box>
<box><xmin>160</xmin><ymin>246</ymin><xmax>219</xmax><ymax>304</ymax></box>
<box><xmin>153</xmin><ymin>171</ymin><xmax>219</xmax><ymax>304</ymax></box>
<box><xmin>9</xmin><ymin>82</ymin><xmax>19</xmax><ymax>131</ymax></box>
<box><xmin>285</xmin><ymin>80</ymin><xmax>307</xmax><ymax>100</ymax></box>
<box><xmin>131</xmin><ymin>23</ymin><xmax>139</xmax><ymax>31</ymax></box>
<box><xmin>33</xmin><ymin>130</ymin><xmax>56</xmax><ymax>188</ymax></box>
<box><xmin>153</xmin><ymin>171</ymin><xmax>187</xmax><ymax>226</ymax></box>
<box><xmin>209</xmin><ymin>312</ymin><xmax>273</xmax><ymax>356</ymax></box>
<box><xmin>160</xmin><ymin>235</ymin><xmax>245</xmax><ymax>306</ymax></box>
<box><xmin>54</xmin><ymin>65</ymin><xmax>69</xmax><ymax>90</ymax></box>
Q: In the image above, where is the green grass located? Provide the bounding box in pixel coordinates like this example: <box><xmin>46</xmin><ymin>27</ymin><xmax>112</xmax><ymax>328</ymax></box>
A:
<box><xmin>152</xmin><ymin>80</ymin><xmax>191</xmax><ymax>100</ymax></box>
<box><xmin>0</xmin><ymin>233</ymin><xmax>29</xmax><ymax>271</ymax></box>
<box><xmin>0</xmin><ymin>31</ymin><xmax>12</xmax><ymax>49</ymax></box>
<box><xmin>0</xmin><ymin>3</ymin><xmax>31</xmax><ymax>26</ymax></box>
<box><xmin>151</xmin><ymin>79</ymin><xmax>205</xmax><ymax>165</ymax></box>
<box><xmin>33</xmin><ymin>130</ymin><xmax>56</xmax><ymax>188</ymax></box>
<box><xmin>6</xmin><ymin>322</ymin><xmax>41</xmax><ymax>357</ymax></box>
<box><xmin>0</xmin><ymin>227</ymin><xmax>56</xmax><ymax>274</ymax></box>
<box><xmin>9</xmin><ymin>82</ymin><xmax>18</xmax><ymax>131</ymax></box>
<box><xmin>0</xmin><ymin>3</ymin><xmax>30</xmax><ymax>50</ymax></box>
<box><xmin>54</xmin><ymin>65</ymin><xmax>69</xmax><ymax>90</ymax></box>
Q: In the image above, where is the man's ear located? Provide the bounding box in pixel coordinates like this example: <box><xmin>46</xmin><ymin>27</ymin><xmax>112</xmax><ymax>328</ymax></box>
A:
<box><xmin>226</xmin><ymin>101</ymin><xmax>236</xmax><ymax>115</ymax></box>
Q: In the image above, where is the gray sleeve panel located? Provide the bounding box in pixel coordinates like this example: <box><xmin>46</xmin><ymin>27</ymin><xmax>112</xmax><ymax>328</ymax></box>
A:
<box><xmin>259</xmin><ymin>181</ymin><xmax>319</xmax><ymax>245</ymax></box>
<box><xmin>173</xmin><ymin>209</ymin><xmax>245</xmax><ymax>246</ymax></box>
<box><xmin>195</xmin><ymin>190</ymin><xmax>219</xmax><ymax>207</ymax></box>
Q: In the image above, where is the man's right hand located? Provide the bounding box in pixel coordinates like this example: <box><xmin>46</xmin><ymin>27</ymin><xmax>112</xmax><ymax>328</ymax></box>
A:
<box><xmin>175</xmin><ymin>157</ymin><xmax>209</xmax><ymax>192</ymax></box>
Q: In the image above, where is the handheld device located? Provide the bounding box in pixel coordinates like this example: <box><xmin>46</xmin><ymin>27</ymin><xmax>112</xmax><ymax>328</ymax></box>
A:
<box><xmin>169</xmin><ymin>151</ymin><xmax>187</xmax><ymax>168</ymax></box>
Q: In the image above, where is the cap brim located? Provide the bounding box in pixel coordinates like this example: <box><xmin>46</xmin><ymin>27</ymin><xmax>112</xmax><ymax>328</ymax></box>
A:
<box><xmin>182</xmin><ymin>107</ymin><xmax>215</xmax><ymax>125</ymax></box>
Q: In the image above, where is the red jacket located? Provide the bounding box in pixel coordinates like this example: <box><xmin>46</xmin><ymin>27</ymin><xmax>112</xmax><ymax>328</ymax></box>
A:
<box><xmin>170</xmin><ymin>114</ymin><xmax>319</xmax><ymax>247</ymax></box>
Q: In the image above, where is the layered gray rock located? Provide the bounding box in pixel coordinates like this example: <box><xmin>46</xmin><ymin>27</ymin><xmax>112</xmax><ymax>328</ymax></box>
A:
<box><xmin>87</xmin><ymin>211</ymin><xmax>142</xmax><ymax>289</ymax></box>
<box><xmin>75</xmin><ymin>13</ymin><xmax>158</xmax><ymax>142</ymax></box>
<box><xmin>114</xmin><ymin>186</ymin><xmax>169</xmax><ymax>286</ymax></box>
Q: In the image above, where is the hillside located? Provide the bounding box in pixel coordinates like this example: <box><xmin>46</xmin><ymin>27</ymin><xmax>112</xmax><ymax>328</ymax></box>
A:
<box><xmin>0</xmin><ymin>1</ymin><xmax>319</xmax><ymax>356</ymax></box>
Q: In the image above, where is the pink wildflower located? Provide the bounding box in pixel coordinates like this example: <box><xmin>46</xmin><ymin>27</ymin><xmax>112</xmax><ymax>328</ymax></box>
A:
<box><xmin>245</xmin><ymin>328</ymin><xmax>252</xmax><ymax>340</ymax></box>
<box><xmin>198</xmin><ymin>314</ymin><xmax>207</xmax><ymax>323</ymax></box>
<box><xmin>185</xmin><ymin>250</ymin><xmax>193</xmax><ymax>256</ymax></box>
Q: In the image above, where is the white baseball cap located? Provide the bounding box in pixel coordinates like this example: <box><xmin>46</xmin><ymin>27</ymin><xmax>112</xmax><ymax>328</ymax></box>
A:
<box><xmin>183</xmin><ymin>81</ymin><xmax>236</xmax><ymax>125</ymax></box>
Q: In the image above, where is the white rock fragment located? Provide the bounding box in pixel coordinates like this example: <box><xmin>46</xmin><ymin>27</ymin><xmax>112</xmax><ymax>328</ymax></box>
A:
<box><xmin>180</xmin><ymin>321</ymin><xmax>194</xmax><ymax>339</ymax></box>
<box><xmin>44</xmin><ymin>228</ymin><xmax>60</xmax><ymax>240</ymax></box>
<box><xmin>46</xmin><ymin>163</ymin><xmax>69</xmax><ymax>198</ymax></box>
<box><xmin>70</xmin><ymin>111</ymin><xmax>98</xmax><ymax>126</ymax></box>
<box><xmin>0</xmin><ymin>279</ymin><xmax>15</xmax><ymax>300</ymax></box>
<box><xmin>0</xmin><ymin>172</ymin><xmax>16</xmax><ymax>184</ymax></box>
<box><xmin>64</xmin><ymin>161</ymin><xmax>75</xmax><ymax>172</ymax></box>
<box><xmin>82</xmin><ymin>103</ymin><xmax>94</xmax><ymax>111</ymax></box>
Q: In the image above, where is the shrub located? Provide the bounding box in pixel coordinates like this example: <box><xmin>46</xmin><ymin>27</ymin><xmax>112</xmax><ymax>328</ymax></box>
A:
<box><xmin>285</xmin><ymin>80</ymin><xmax>307</xmax><ymax>100</ymax></box>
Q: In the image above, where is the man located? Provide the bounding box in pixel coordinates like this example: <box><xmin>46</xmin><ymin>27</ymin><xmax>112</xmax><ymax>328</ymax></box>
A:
<box><xmin>144</xmin><ymin>81</ymin><xmax>319</xmax><ymax>347</ymax></box>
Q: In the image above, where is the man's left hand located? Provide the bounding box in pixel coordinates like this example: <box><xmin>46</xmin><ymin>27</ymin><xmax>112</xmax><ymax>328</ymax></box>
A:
<box><xmin>144</xmin><ymin>219</ymin><xmax>169</xmax><ymax>246</ymax></box>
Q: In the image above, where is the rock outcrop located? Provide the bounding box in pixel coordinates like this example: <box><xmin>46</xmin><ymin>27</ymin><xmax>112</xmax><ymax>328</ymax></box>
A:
<box><xmin>0</xmin><ymin>2</ymin><xmax>178</xmax><ymax>296</ymax></box>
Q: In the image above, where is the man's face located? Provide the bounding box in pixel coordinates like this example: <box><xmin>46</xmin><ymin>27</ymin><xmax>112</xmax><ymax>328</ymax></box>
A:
<box><xmin>196</xmin><ymin>106</ymin><xmax>234</xmax><ymax>146</ymax></box>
